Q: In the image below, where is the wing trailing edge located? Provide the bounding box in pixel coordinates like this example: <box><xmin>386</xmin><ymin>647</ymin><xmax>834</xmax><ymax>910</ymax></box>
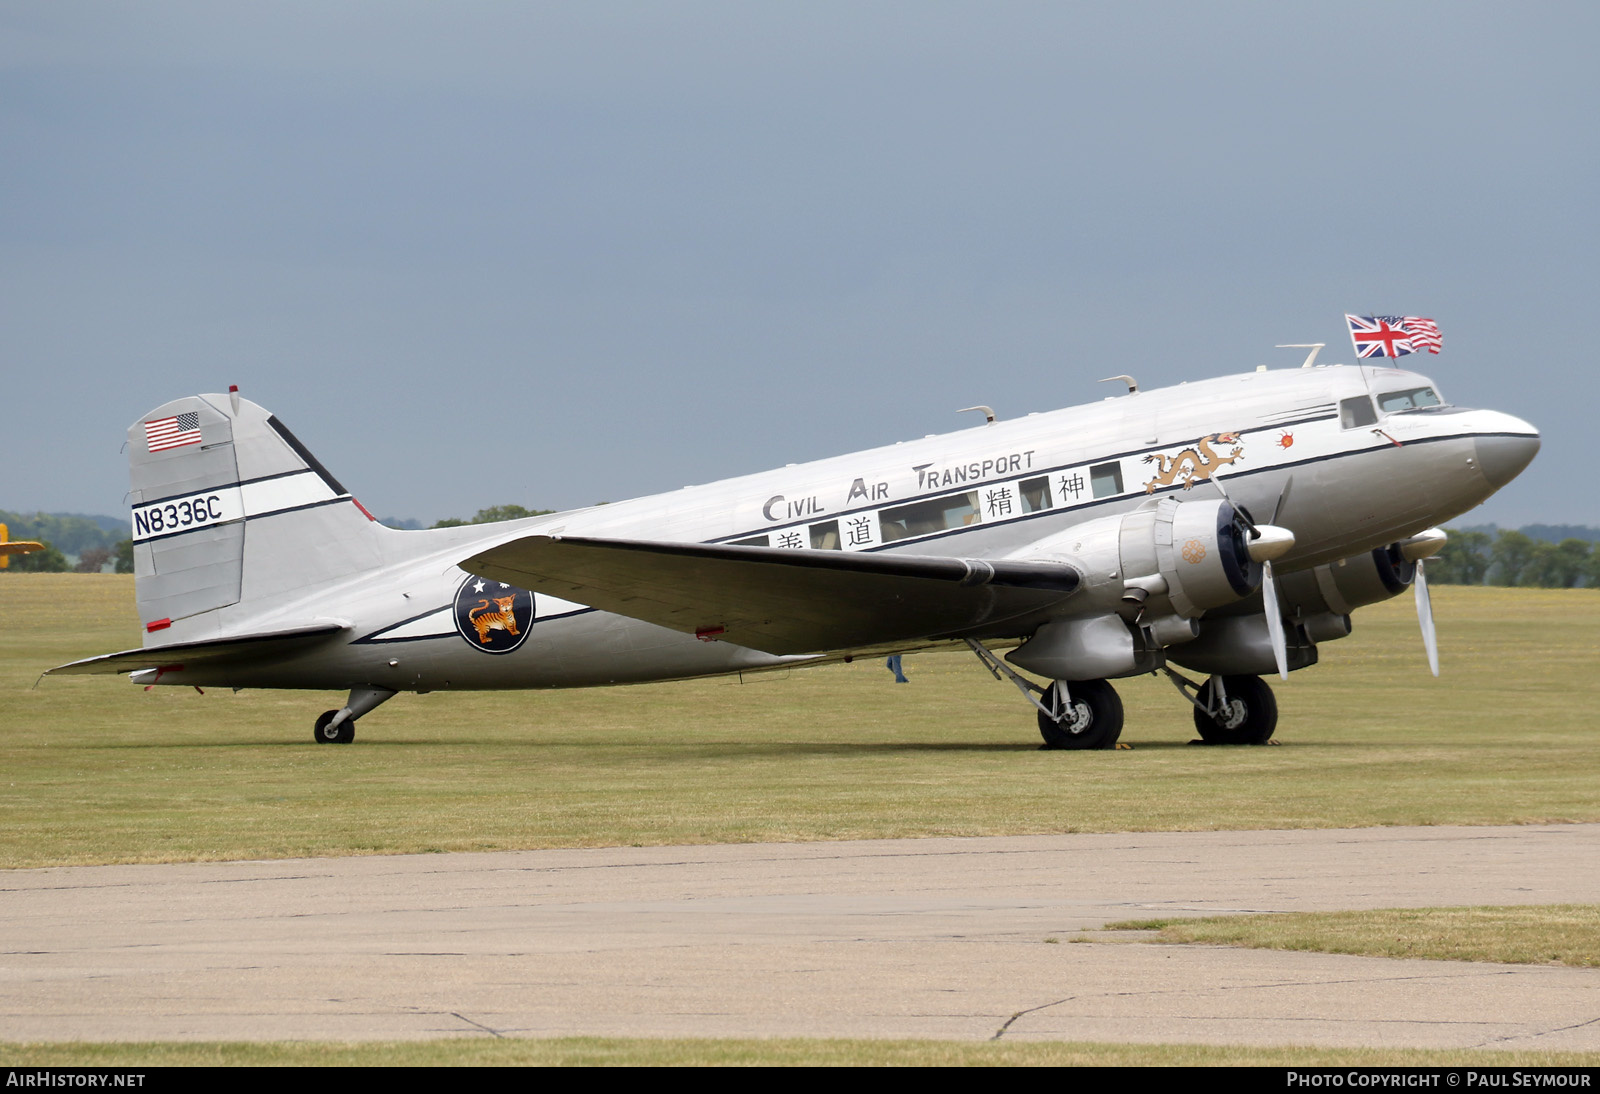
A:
<box><xmin>461</xmin><ymin>535</ymin><xmax>1080</xmax><ymax>656</ymax></box>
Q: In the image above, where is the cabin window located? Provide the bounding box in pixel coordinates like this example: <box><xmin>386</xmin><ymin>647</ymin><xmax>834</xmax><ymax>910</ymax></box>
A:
<box><xmin>1090</xmin><ymin>462</ymin><xmax>1123</xmax><ymax>498</ymax></box>
<box><xmin>1020</xmin><ymin>476</ymin><xmax>1053</xmax><ymax>513</ymax></box>
<box><xmin>879</xmin><ymin>491</ymin><xmax>981</xmax><ymax>543</ymax></box>
<box><xmin>730</xmin><ymin>534</ymin><xmax>769</xmax><ymax>547</ymax></box>
<box><xmin>809</xmin><ymin>520</ymin><xmax>840</xmax><ymax>550</ymax></box>
<box><xmin>1375</xmin><ymin>386</ymin><xmax>1443</xmax><ymax>413</ymax></box>
<box><xmin>1340</xmin><ymin>396</ymin><xmax>1378</xmax><ymax>429</ymax></box>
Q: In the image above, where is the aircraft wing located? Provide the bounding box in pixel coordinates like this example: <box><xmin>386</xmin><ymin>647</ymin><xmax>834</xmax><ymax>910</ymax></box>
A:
<box><xmin>47</xmin><ymin>623</ymin><xmax>349</xmax><ymax>676</ymax></box>
<box><xmin>462</xmin><ymin>535</ymin><xmax>1080</xmax><ymax>656</ymax></box>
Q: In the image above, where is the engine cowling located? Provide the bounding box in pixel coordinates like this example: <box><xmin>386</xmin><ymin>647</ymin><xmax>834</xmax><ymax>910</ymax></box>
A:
<box><xmin>1276</xmin><ymin>543</ymin><xmax>1415</xmax><ymax>618</ymax></box>
<box><xmin>1013</xmin><ymin>496</ymin><xmax>1261</xmax><ymax>618</ymax></box>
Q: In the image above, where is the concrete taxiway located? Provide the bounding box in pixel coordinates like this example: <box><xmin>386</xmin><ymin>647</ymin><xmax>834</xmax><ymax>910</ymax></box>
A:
<box><xmin>2</xmin><ymin>825</ymin><xmax>1597</xmax><ymax>1048</ymax></box>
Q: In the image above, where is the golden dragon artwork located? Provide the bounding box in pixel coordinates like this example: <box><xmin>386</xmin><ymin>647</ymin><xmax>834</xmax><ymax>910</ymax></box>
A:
<box><xmin>1142</xmin><ymin>432</ymin><xmax>1245</xmax><ymax>493</ymax></box>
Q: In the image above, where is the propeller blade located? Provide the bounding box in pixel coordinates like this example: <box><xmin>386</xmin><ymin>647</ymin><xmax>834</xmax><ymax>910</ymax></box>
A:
<box><xmin>1267</xmin><ymin>475</ymin><xmax>1294</xmax><ymax>525</ymax></box>
<box><xmin>1262</xmin><ymin>559</ymin><xmax>1288</xmax><ymax>681</ymax></box>
<box><xmin>1415</xmin><ymin>557</ymin><xmax>1439</xmax><ymax>677</ymax></box>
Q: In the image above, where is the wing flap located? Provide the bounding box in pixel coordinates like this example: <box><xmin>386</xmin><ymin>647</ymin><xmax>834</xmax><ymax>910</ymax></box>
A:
<box><xmin>462</xmin><ymin>535</ymin><xmax>1079</xmax><ymax>655</ymax></box>
<box><xmin>47</xmin><ymin>623</ymin><xmax>348</xmax><ymax>676</ymax></box>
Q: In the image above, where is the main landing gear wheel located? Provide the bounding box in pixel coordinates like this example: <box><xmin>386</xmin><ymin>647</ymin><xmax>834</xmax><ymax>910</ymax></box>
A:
<box><xmin>1037</xmin><ymin>679</ymin><xmax>1123</xmax><ymax>750</ymax></box>
<box><xmin>313</xmin><ymin>710</ymin><xmax>354</xmax><ymax>744</ymax></box>
<box><xmin>1193</xmin><ymin>674</ymin><xmax>1277</xmax><ymax>745</ymax></box>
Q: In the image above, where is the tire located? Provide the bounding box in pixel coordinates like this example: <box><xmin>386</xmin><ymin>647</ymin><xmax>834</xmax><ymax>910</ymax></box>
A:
<box><xmin>1037</xmin><ymin>679</ymin><xmax>1123</xmax><ymax>750</ymax></box>
<box><xmin>314</xmin><ymin>709</ymin><xmax>354</xmax><ymax>744</ymax></box>
<box><xmin>1192</xmin><ymin>675</ymin><xmax>1277</xmax><ymax>744</ymax></box>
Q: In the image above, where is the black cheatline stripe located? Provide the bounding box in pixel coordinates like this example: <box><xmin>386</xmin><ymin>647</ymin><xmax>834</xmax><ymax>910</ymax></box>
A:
<box><xmin>354</xmin><ymin>605</ymin><xmax>594</xmax><ymax>644</ymax></box>
<box><xmin>134</xmin><ymin>496</ymin><xmax>354</xmax><ymax>544</ymax></box>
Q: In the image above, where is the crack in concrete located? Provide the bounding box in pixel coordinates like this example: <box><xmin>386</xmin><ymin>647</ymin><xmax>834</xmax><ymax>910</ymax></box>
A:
<box><xmin>991</xmin><ymin>996</ymin><xmax>1076</xmax><ymax>1040</ymax></box>
<box><xmin>450</xmin><ymin>1011</ymin><xmax>506</xmax><ymax>1038</ymax></box>
<box><xmin>1474</xmin><ymin>1013</ymin><xmax>1600</xmax><ymax>1050</ymax></box>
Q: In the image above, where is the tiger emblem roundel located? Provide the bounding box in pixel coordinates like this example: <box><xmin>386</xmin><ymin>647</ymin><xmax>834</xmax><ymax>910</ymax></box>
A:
<box><xmin>453</xmin><ymin>573</ymin><xmax>536</xmax><ymax>654</ymax></box>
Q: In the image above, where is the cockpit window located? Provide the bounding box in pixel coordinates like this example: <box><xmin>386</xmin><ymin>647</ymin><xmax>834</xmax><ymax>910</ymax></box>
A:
<box><xmin>1339</xmin><ymin>396</ymin><xmax>1377</xmax><ymax>429</ymax></box>
<box><xmin>1375</xmin><ymin>386</ymin><xmax>1444</xmax><ymax>413</ymax></box>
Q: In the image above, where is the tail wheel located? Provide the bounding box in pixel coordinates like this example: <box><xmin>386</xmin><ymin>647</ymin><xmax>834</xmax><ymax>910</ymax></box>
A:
<box><xmin>314</xmin><ymin>709</ymin><xmax>354</xmax><ymax>744</ymax></box>
<box><xmin>1037</xmin><ymin>679</ymin><xmax>1123</xmax><ymax>750</ymax></box>
<box><xmin>1193</xmin><ymin>675</ymin><xmax>1277</xmax><ymax>744</ymax></box>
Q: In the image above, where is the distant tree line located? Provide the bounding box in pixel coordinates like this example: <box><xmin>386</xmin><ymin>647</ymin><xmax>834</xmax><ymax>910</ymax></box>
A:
<box><xmin>429</xmin><ymin>505</ymin><xmax>554</xmax><ymax>528</ymax></box>
<box><xmin>1429</xmin><ymin>528</ymin><xmax>1600</xmax><ymax>588</ymax></box>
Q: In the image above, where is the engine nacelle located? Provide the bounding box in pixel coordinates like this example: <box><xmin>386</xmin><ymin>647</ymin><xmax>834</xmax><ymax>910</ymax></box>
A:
<box><xmin>1276</xmin><ymin>543</ymin><xmax>1415</xmax><ymax>618</ymax></box>
<box><xmin>1168</xmin><ymin>614</ymin><xmax>1321</xmax><ymax>676</ymax></box>
<box><xmin>1170</xmin><ymin>540</ymin><xmax>1420</xmax><ymax>677</ymax></box>
<box><xmin>1012</xmin><ymin>496</ymin><xmax>1261</xmax><ymax>619</ymax></box>
<box><xmin>1007</xmin><ymin>613</ymin><xmax>1164</xmax><ymax>681</ymax></box>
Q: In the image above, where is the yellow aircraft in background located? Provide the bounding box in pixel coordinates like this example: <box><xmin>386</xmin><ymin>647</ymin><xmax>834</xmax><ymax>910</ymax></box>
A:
<box><xmin>0</xmin><ymin>524</ymin><xmax>45</xmax><ymax>568</ymax></box>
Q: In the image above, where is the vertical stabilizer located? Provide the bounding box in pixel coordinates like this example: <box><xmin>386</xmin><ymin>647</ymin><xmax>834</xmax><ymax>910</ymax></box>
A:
<box><xmin>128</xmin><ymin>394</ymin><xmax>391</xmax><ymax>640</ymax></box>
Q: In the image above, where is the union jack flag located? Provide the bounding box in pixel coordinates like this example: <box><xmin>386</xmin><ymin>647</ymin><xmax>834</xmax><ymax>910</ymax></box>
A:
<box><xmin>1345</xmin><ymin>314</ymin><xmax>1443</xmax><ymax>358</ymax></box>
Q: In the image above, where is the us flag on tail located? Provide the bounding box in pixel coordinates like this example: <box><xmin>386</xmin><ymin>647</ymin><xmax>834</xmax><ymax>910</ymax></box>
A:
<box><xmin>1346</xmin><ymin>314</ymin><xmax>1444</xmax><ymax>358</ymax></box>
<box><xmin>144</xmin><ymin>412</ymin><xmax>202</xmax><ymax>452</ymax></box>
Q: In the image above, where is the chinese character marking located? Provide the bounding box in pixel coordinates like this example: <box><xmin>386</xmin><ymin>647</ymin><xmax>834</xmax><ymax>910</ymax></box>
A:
<box><xmin>984</xmin><ymin>487</ymin><xmax>1014</xmax><ymax>518</ymax></box>
<box><xmin>1058</xmin><ymin>472</ymin><xmax>1086</xmax><ymax>500</ymax></box>
<box><xmin>846</xmin><ymin>515</ymin><xmax>873</xmax><ymax>546</ymax></box>
<box><xmin>776</xmin><ymin>531</ymin><xmax>804</xmax><ymax>549</ymax></box>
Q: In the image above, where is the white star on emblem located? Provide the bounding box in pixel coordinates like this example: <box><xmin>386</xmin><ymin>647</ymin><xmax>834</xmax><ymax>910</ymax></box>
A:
<box><xmin>473</xmin><ymin>580</ymin><xmax>485</xmax><ymax>593</ymax></box>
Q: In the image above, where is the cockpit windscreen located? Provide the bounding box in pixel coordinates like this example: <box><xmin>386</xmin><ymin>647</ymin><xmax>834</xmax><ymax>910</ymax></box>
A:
<box><xmin>1375</xmin><ymin>386</ymin><xmax>1444</xmax><ymax>413</ymax></box>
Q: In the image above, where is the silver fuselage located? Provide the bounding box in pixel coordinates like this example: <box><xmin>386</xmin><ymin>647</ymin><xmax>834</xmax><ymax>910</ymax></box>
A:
<box><xmin>149</xmin><ymin>364</ymin><xmax>1538</xmax><ymax>692</ymax></box>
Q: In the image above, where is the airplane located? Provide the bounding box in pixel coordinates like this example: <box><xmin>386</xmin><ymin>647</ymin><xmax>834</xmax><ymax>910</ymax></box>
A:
<box><xmin>47</xmin><ymin>356</ymin><xmax>1539</xmax><ymax>749</ymax></box>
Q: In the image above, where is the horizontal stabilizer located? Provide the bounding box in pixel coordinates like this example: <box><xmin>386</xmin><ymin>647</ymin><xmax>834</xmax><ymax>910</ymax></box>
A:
<box><xmin>461</xmin><ymin>535</ymin><xmax>1080</xmax><ymax>655</ymax></box>
<box><xmin>47</xmin><ymin>623</ymin><xmax>348</xmax><ymax>676</ymax></box>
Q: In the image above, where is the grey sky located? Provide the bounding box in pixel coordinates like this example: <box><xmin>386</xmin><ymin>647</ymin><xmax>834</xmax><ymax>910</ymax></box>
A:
<box><xmin>3</xmin><ymin>2</ymin><xmax>1593</xmax><ymax>527</ymax></box>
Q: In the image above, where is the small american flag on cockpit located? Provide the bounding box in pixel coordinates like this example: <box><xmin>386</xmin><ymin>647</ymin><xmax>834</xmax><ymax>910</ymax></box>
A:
<box><xmin>144</xmin><ymin>412</ymin><xmax>202</xmax><ymax>453</ymax></box>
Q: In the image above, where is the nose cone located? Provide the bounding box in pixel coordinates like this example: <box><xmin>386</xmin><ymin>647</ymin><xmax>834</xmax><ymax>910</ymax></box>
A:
<box><xmin>1475</xmin><ymin>420</ymin><xmax>1540</xmax><ymax>489</ymax></box>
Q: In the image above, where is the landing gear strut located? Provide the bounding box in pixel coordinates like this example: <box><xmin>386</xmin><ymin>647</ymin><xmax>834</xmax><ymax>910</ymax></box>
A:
<box><xmin>312</xmin><ymin>686</ymin><xmax>397</xmax><ymax>745</ymax></box>
<box><xmin>1165</xmin><ymin>669</ymin><xmax>1277</xmax><ymax>744</ymax></box>
<box><xmin>965</xmin><ymin>639</ymin><xmax>1125</xmax><ymax>750</ymax></box>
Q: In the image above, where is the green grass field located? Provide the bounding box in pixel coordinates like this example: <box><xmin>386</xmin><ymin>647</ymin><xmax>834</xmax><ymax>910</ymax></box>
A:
<box><xmin>1103</xmin><ymin>905</ymin><xmax>1600</xmax><ymax>966</ymax></box>
<box><xmin>3</xmin><ymin>575</ymin><xmax>1597</xmax><ymax>867</ymax></box>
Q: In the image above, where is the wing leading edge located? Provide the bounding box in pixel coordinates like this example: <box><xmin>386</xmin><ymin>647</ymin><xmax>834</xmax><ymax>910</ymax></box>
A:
<box><xmin>462</xmin><ymin>535</ymin><xmax>1081</xmax><ymax>656</ymax></box>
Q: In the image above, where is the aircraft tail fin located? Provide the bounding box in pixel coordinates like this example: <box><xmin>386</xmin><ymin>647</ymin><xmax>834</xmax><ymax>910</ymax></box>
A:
<box><xmin>128</xmin><ymin>392</ymin><xmax>393</xmax><ymax>638</ymax></box>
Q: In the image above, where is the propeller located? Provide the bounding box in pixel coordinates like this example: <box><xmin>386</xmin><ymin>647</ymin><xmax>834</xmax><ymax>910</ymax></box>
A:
<box><xmin>1414</xmin><ymin>559</ymin><xmax>1438</xmax><ymax>676</ymax></box>
<box><xmin>1210</xmin><ymin>470</ymin><xmax>1296</xmax><ymax>680</ymax></box>
<box><xmin>1246</xmin><ymin>525</ymin><xmax>1295</xmax><ymax>680</ymax></box>
<box><xmin>1399</xmin><ymin>528</ymin><xmax>1447</xmax><ymax>677</ymax></box>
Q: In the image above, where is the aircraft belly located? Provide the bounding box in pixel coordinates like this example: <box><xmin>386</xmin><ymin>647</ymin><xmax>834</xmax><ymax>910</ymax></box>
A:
<box><xmin>162</xmin><ymin>609</ymin><xmax>794</xmax><ymax>691</ymax></box>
